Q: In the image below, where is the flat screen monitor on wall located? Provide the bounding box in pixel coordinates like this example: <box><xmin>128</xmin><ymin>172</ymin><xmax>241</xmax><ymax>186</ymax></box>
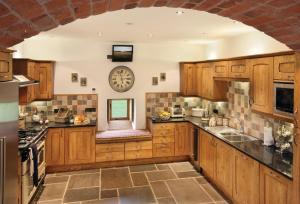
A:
<box><xmin>112</xmin><ymin>45</ymin><xmax>133</xmax><ymax>62</ymax></box>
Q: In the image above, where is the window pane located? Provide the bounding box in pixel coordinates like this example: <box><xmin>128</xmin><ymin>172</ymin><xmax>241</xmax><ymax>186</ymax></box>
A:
<box><xmin>111</xmin><ymin>100</ymin><xmax>128</xmax><ymax>118</ymax></box>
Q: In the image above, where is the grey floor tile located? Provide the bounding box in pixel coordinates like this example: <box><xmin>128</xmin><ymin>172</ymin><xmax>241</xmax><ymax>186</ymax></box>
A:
<box><xmin>146</xmin><ymin>170</ymin><xmax>176</xmax><ymax>181</ymax></box>
<box><xmin>81</xmin><ymin>197</ymin><xmax>119</xmax><ymax>204</ymax></box>
<box><xmin>101</xmin><ymin>189</ymin><xmax>118</xmax><ymax>199</ymax></box>
<box><xmin>156</xmin><ymin>164</ymin><xmax>171</xmax><ymax>171</ymax></box>
<box><xmin>63</xmin><ymin>187</ymin><xmax>99</xmax><ymax>203</ymax></box>
<box><xmin>150</xmin><ymin>181</ymin><xmax>171</xmax><ymax>198</ymax></box>
<box><xmin>101</xmin><ymin>167</ymin><xmax>132</xmax><ymax>190</ymax></box>
<box><xmin>37</xmin><ymin>200</ymin><xmax>62</xmax><ymax>204</ymax></box>
<box><xmin>167</xmin><ymin>178</ymin><xmax>213</xmax><ymax>204</ymax></box>
<box><xmin>157</xmin><ymin>197</ymin><xmax>177</xmax><ymax>204</ymax></box>
<box><xmin>38</xmin><ymin>183</ymin><xmax>66</xmax><ymax>201</ymax></box>
<box><xmin>176</xmin><ymin>171</ymin><xmax>200</xmax><ymax>178</ymax></box>
<box><xmin>195</xmin><ymin>177</ymin><xmax>208</xmax><ymax>184</ymax></box>
<box><xmin>129</xmin><ymin>164</ymin><xmax>157</xmax><ymax>172</ymax></box>
<box><xmin>56</xmin><ymin>169</ymin><xmax>100</xmax><ymax>176</ymax></box>
<box><xmin>44</xmin><ymin>176</ymin><xmax>69</xmax><ymax>184</ymax></box>
<box><xmin>169</xmin><ymin>162</ymin><xmax>194</xmax><ymax>172</ymax></box>
<box><xmin>131</xmin><ymin>172</ymin><xmax>149</xmax><ymax>186</ymax></box>
<box><xmin>202</xmin><ymin>183</ymin><xmax>225</xmax><ymax>201</ymax></box>
<box><xmin>119</xmin><ymin>186</ymin><xmax>155</xmax><ymax>204</ymax></box>
<box><xmin>68</xmin><ymin>173</ymin><xmax>99</xmax><ymax>189</ymax></box>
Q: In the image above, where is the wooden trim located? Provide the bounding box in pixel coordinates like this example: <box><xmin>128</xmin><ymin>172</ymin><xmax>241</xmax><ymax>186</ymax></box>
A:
<box><xmin>46</xmin><ymin>155</ymin><xmax>190</xmax><ymax>173</ymax></box>
<box><xmin>13</xmin><ymin>58</ymin><xmax>55</xmax><ymax>63</ymax></box>
<box><xmin>179</xmin><ymin>51</ymin><xmax>295</xmax><ymax>64</ymax></box>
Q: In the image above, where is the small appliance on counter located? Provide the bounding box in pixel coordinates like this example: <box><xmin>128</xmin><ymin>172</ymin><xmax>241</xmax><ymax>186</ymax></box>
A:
<box><xmin>191</xmin><ymin>107</ymin><xmax>205</xmax><ymax>117</ymax></box>
<box><xmin>263</xmin><ymin>122</ymin><xmax>274</xmax><ymax>146</ymax></box>
<box><xmin>170</xmin><ymin>105</ymin><xmax>185</xmax><ymax>118</ymax></box>
<box><xmin>55</xmin><ymin>108</ymin><xmax>71</xmax><ymax>123</ymax></box>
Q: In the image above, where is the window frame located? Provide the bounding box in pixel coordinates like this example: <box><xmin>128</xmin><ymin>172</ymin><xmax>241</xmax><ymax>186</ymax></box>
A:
<box><xmin>108</xmin><ymin>99</ymin><xmax>130</xmax><ymax>121</ymax></box>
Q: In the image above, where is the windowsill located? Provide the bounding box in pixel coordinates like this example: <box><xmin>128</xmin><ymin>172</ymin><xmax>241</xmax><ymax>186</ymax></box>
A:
<box><xmin>108</xmin><ymin>120</ymin><xmax>133</xmax><ymax>130</ymax></box>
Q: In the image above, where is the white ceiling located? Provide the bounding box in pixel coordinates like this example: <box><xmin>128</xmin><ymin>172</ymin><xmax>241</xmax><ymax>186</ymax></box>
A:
<box><xmin>40</xmin><ymin>7</ymin><xmax>256</xmax><ymax>44</ymax></box>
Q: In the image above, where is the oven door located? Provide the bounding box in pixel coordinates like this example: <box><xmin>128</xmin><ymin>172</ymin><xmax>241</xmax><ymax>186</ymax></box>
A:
<box><xmin>36</xmin><ymin>139</ymin><xmax>46</xmax><ymax>180</ymax></box>
<box><xmin>273</xmin><ymin>82</ymin><xmax>294</xmax><ymax>117</ymax></box>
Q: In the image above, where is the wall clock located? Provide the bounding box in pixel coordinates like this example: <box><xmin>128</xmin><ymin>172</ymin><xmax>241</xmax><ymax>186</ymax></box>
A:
<box><xmin>109</xmin><ymin>66</ymin><xmax>135</xmax><ymax>92</ymax></box>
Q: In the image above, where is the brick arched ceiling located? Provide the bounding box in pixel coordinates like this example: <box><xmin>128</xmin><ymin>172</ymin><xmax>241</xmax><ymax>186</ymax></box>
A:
<box><xmin>0</xmin><ymin>0</ymin><xmax>300</xmax><ymax>50</ymax></box>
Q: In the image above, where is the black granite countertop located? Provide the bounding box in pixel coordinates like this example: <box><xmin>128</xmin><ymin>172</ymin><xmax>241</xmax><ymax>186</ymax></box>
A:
<box><xmin>151</xmin><ymin>116</ymin><xmax>293</xmax><ymax>179</ymax></box>
<box><xmin>25</xmin><ymin>121</ymin><xmax>97</xmax><ymax>129</ymax></box>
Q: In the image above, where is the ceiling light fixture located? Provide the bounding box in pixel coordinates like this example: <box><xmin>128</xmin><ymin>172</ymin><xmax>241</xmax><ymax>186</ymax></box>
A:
<box><xmin>176</xmin><ymin>10</ymin><xmax>184</xmax><ymax>15</ymax></box>
<box><xmin>126</xmin><ymin>22</ymin><xmax>133</xmax><ymax>26</ymax></box>
<box><xmin>148</xmin><ymin>33</ymin><xmax>153</xmax><ymax>38</ymax></box>
<box><xmin>97</xmin><ymin>31</ymin><xmax>102</xmax><ymax>37</ymax></box>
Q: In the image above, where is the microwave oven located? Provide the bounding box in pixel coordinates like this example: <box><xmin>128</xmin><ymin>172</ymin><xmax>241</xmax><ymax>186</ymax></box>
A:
<box><xmin>273</xmin><ymin>82</ymin><xmax>294</xmax><ymax>117</ymax></box>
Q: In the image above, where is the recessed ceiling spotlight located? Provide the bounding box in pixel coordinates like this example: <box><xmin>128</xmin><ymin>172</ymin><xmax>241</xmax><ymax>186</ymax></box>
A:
<box><xmin>233</xmin><ymin>20</ymin><xmax>238</xmax><ymax>24</ymax></box>
<box><xmin>176</xmin><ymin>10</ymin><xmax>184</xmax><ymax>15</ymax></box>
<box><xmin>126</xmin><ymin>22</ymin><xmax>133</xmax><ymax>26</ymax></box>
<box><xmin>97</xmin><ymin>31</ymin><xmax>102</xmax><ymax>37</ymax></box>
<box><xmin>148</xmin><ymin>33</ymin><xmax>153</xmax><ymax>38</ymax></box>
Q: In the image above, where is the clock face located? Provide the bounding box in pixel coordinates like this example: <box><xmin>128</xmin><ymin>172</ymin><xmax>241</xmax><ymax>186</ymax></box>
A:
<box><xmin>109</xmin><ymin>66</ymin><xmax>135</xmax><ymax>92</ymax></box>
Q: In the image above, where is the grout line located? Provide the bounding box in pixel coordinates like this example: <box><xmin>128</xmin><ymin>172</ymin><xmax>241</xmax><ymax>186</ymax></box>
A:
<box><xmin>194</xmin><ymin>177</ymin><xmax>216</xmax><ymax>203</ymax></box>
<box><xmin>164</xmin><ymin>180</ymin><xmax>178</xmax><ymax>204</ymax></box>
<box><xmin>144</xmin><ymin>169</ymin><xmax>159</xmax><ymax>204</ymax></box>
<box><xmin>61</xmin><ymin>175</ymin><xmax>70</xmax><ymax>203</ymax></box>
<box><xmin>127</xmin><ymin>166</ymin><xmax>135</xmax><ymax>187</ymax></box>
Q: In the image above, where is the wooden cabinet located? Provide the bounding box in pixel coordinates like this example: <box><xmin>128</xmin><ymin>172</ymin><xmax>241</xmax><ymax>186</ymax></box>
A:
<box><xmin>13</xmin><ymin>59</ymin><xmax>54</xmax><ymax>103</ymax></box>
<box><xmin>199</xmin><ymin>130</ymin><xmax>216</xmax><ymax>181</ymax></box>
<box><xmin>233</xmin><ymin>150</ymin><xmax>260</xmax><ymax>204</ymax></box>
<box><xmin>96</xmin><ymin>143</ymin><xmax>124</xmax><ymax>162</ymax></box>
<box><xmin>248</xmin><ymin>57</ymin><xmax>274</xmax><ymax>114</ymax></box>
<box><xmin>64</xmin><ymin>127</ymin><xmax>96</xmax><ymax>165</ymax></box>
<box><xmin>37</xmin><ymin>62</ymin><xmax>54</xmax><ymax>100</ymax></box>
<box><xmin>152</xmin><ymin>123</ymin><xmax>175</xmax><ymax>157</ymax></box>
<box><xmin>274</xmin><ymin>54</ymin><xmax>295</xmax><ymax>81</ymax></box>
<box><xmin>174</xmin><ymin>123</ymin><xmax>191</xmax><ymax>156</ymax></box>
<box><xmin>260</xmin><ymin>165</ymin><xmax>292</xmax><ymax>204</ymax></box>
<box><xmin>180</xmin><ymin>63</ymin><xmax>197</xmax><ymax>96</ymax></box>
<box><xmin>0</xmin><ymin>49</ymin><xmax>13</xmax><ymax>81</ymax></box>
<box><xmin>213</xmin><ymin>61</ymin><xmax>228</xmax><ymax>78</ymax></box>
<box><xmin>46</xmin><ymin>128</ymin><xmax>65</xmax><ymax>166</ymax></box>
<box><xmin>215</xmin><ymin>139</ymin><xmax>234</xmax><ymax>199</ymax></box>
<box><xmin>228</xmin><ymin>59</ymin><xmax>249</xmax><ymax>79</ymax></box>
<box><xmin>196</xmin><ymin>63</ymin><xmax>202</xmax><ymax>96</ymax></box>
<box><xmin>125</xmin><ymin>141</ymin><xmax>152</xmax><ymax>160</ymax></box>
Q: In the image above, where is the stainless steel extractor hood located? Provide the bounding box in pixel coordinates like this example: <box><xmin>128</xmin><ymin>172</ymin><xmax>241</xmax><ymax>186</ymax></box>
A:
<box><xmin>13</xmin><ymin>75</ymin><xmax>39</xmax><ymax>87</ymax></box>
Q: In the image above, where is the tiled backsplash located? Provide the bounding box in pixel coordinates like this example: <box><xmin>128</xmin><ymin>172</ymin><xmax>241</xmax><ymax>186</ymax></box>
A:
<box><xmin>20</xmin><ymin>94</ymin><xmax>98</xmax><ymax>122</ymax></box>
<box><xmin>145</xmin><ymin>82</ymin><xmax>293</xmax><ymax>140</ymax></box>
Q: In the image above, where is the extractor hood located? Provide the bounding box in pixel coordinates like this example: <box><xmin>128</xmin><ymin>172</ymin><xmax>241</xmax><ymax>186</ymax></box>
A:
<box><xmin>13</xmin><ymin>75</ymin><xmax>39</xmax><ymax>87</ymax></box>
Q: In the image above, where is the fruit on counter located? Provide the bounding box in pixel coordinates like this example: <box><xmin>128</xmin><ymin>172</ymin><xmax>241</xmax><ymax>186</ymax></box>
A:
<box><xmin>159</xmin><ymin>111</ymin><xmax>171</xmax><ymax>120</ymax></box>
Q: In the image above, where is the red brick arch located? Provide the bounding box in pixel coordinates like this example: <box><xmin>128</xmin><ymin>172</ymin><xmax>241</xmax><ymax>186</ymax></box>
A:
<box><xmin>0</xmin><ymin>0</ymin><xmax>300</xmax><ymax>49</ymax></box>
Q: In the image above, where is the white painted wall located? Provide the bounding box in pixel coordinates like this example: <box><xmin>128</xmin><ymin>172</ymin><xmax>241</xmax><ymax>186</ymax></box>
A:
<box><xmin>13</xmin><ymin>36</ymin><xmax>205</xmax><ymax>130</ymax></box>
<box><xmin>203</xmin><ymin>31</ymin><xmax>291</xmax><ymax>60</ymax></box>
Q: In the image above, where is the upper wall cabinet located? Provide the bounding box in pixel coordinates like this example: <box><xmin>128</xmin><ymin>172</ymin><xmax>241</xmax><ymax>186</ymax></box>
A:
<box><xmin>0</xmin><ymin>50</ymin><xmax>13</xmax><ymax>82</ymax></box>
<box><xmin>213</xmin><ymin>61</ymin><xmax>228</xmax><ymax>78</ymax></box>
<box><xmin>228</xmin><ymin>59</ymin><xmax>249</xmax><ymax>79</ymax></box>
<box><xmin>13</xmin><ymin>59</ymin><xmax>54</xmax><ymax>103</ymax></box>
<box><xmin>248</xmin><ymin>57</ymin><xmax>274</xmax><ymax>114</ymax></box>
<box><xmin>274</xmin><ymin>54</ymin><xmax>295</xmax><ymax>81</ymax></box>
<box><xmin>180</xmin><ymin>63</ymin><xmax>197</xmax><ymax>96</ymax></box>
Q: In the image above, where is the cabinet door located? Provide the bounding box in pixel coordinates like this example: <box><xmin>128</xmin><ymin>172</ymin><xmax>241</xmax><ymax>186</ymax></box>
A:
<box><xmin>0</xmin><ymin>51</ymin><xmax>12</xmax><ymax>81</ymax></box>
<box><xmin>37</xmin><ymin>62</ymin><xmax>54</xmax><ymax>100</ymax></box>
<box><xmin>27</xmin><ymin>61</ymin><xmax>39</xmax><ymax>102</ymax></box>
<box><xmin>200</xmin><ymin>130</ymin><xmax>216</xmax><ymax>181</ymax></box>
<box><xmin>174</xmin><ymin>123</ymin><xmax>191</xmax><ymax>156</ymax></box>
<box><xmin>215</xmin><ymin>140</ymin><xmax>234</xmax><ymax>199</ymax></box>
<box><xmin>228</xmin><ymin>59</ymin><xmax>249</xmax><ymax>79</ymax></box>
<box><xmin>196</xmin><ymin>63</ymin><xmax>202</xmax><ymax>97</ymax></box>
<box><xmin>201</xmin><ymin>63</ymin><xmax>213</xmax><ymax>99</ymax></box>
<box><xmin>274</xmin><ymin>55</ymin><xmax>295</xmax><ymax>81</ymax></box>
<box><xmin>180</xmin><ymin>63</ymin><xmax>197</xmax><ymax>96</ymax></box>
<box><xmin>260</xmin><ymin>165</ymin><xmax>292</xmax><ymax>204</ymax></box>
<box><xmin>248</xmin><ymin>57</ymin><xmax>273</xmax><ymax>114</ymax></box>
<box><xmin>213</xmin><ymin>61</ymin><xmax>228</xmax><ymax>78</ymax></box>
<box><xmin>65</xmin><ymin>127</ymin><xmax>96</xmax><ymax>165</ymax></box>
<box><xmin>46</xmin><ymin>128</ymin><xmax>65</xmax><ymax>166</ymax></box>
<box><xmin>233</xmin><ymin>150</ymin><xmax>259</xmax><ymax>204</ymax></box>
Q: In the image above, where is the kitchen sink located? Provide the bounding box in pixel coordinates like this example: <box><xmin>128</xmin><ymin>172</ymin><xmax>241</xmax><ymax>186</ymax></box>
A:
<box><xmin>219</xmin><ymin>132</ymin><xmax>257</xmax><ymax>143</ymax></box>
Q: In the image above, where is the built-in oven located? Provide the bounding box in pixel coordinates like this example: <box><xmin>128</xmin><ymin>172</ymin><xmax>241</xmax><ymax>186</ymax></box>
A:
<box><xmin>21</xmin><ymin>133</ymin><xmax>46</xmax><ymax>204</ymax></box>
<box><xmin>274</xmin><ymin>82</ymin><xmax>294</xmax><ymax>117</ymax></box>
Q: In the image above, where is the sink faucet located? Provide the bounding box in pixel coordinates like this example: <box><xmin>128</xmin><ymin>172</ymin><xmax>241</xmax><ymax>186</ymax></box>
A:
<box><xmin>236</xmin><ymin>118</ymin><xmax>244</xmax><ymax>134</ymax></box>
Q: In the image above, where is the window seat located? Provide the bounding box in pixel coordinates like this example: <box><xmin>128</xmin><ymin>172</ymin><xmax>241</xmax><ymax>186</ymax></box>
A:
<box><xmin>96</xmin><ymin>129</ymin><xmax>152</xmax><ymax>144</ymax></box>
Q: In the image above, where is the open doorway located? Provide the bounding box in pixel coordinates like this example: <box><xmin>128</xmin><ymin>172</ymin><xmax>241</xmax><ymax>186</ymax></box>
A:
<box><xmin>107</xmin><ymin>99</ymin><xmax>134</xmax><ymax>130</ymax></box>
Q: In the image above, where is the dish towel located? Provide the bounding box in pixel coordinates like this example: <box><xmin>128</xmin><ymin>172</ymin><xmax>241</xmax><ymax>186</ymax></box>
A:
<box><xmin>29</xmin><ymin>144</ymin><xmax>39</xmax><ymax>187</ymax></box>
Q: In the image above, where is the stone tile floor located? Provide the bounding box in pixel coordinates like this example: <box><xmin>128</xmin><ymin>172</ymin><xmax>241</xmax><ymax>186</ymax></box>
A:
<box><xmin>31</xmin><ymin>162</ymin><xmax>229</xmax><ymax>204</ymax></box>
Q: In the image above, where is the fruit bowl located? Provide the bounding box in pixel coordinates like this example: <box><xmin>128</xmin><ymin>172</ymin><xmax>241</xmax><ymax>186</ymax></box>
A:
<box><xmin>159</xmin><ymin>111</ymin><xmax>171</xmax><ymax>121</ymax></box>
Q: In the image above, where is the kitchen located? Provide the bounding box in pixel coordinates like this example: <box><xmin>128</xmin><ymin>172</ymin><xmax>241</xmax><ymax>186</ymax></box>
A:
<box><xmin>0</xmin><ymin>2</ymin><xmax>300</xmax><ymax>204</ymax></box>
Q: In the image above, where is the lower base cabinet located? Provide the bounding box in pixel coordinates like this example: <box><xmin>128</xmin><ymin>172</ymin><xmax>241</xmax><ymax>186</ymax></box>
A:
<box><xmin>96</xmin><ymin>143</ymin><xmax>125</xmax><ymax>162</ymax></box>
<box><xmin>233</xmin><ymin>150</ymin><xmax>260</xmax><ymax>204</ymax></box>
<box><xmin>125</xmin><ymin>141</ymin><xmax>153</xmax><ymax>160</ymax></box>
<box><xmin>46</xmin><ymin>128</ymin><xmax>65</xmax><ymax>166</ymax></box>
<box><xmin>260</xmin><ymin>165</ymin><xmax>292</xmax><ymax>204</ymax></box>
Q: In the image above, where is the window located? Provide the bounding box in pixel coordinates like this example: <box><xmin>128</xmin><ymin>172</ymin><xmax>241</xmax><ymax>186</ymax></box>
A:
<box><xmin>108</xmin><ymin>99</ymin><xmax>130</xmax><ymax>121</ymax></box>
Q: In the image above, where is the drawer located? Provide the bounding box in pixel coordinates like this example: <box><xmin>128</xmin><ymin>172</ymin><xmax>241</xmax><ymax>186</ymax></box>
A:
<box><xmin>153</xmin><ymin>143</ymin><xmax>174</xmax><ymax>157</ymax></box>
<box><xmin>125</xmin><ymin>149</ymin><xmax>153</xmax><ymax>160</ymax></box>
<box><xmin>96</xmin><ymin>151</ymin><xmax>124</xmax><ymax>162</ymax></box>
<box><xmin>153</xmin><ymin>136</ymin><xmax>174</xmax><ymax>144</ymax></box>
<box><xmin>125</xmin><ymin>141</ymin><xmax>152</xmax><ymax>151</ymax></box>
<box><xmin>153</xmin><ymin>124</ymin><xmax>175</xmax><ymax>137</ymax></box>
<box><xmin>96</xmin><ymin>143</ymin><xmax>125</xmax><ymax>153</ymax></box>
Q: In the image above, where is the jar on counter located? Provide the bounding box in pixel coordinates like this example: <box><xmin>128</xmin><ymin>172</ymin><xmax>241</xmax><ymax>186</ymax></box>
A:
<box><xmin>222</xmin><ymin>118</ymin><xmax>229</xmax><ymax>127</ymax></box>
<box><xmin>216</xmin><ymin>116</ymin><xmax>223</xmax><ymax>126</ymax></box>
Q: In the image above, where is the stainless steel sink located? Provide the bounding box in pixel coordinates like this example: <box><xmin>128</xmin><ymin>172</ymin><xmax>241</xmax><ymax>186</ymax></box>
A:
<box><xmin>219</xmin><ymin>132</ymin><xmax>257</xmax><ymax>143</ymax></box>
